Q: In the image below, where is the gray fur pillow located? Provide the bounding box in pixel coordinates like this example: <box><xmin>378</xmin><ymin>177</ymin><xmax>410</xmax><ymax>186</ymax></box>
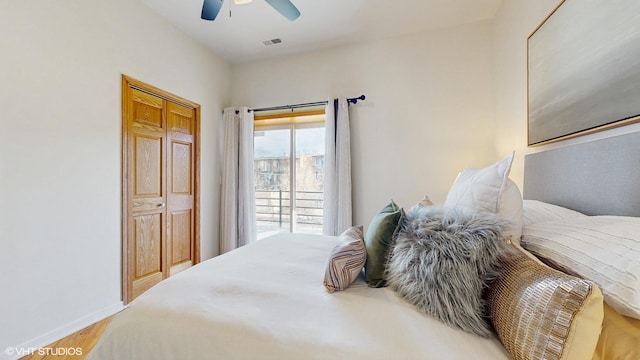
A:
<box><xmin>386</xmin><ymin>205</ymin><xmax>508</xmax><ymax>337</ymax></box>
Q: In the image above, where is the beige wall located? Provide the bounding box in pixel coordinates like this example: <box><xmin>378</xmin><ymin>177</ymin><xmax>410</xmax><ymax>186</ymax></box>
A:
<box><xmin>0</xmin><ymin>0</ymin><xmax>229</xmax><ymax>354</ymax></box>
<box><xmin>491</xmin><ymin>0</ymin><xmax>561</xmax><ymax>186</ymax></box>
<box><xmin>491</xmin><ymin>0</ymin><xmax>640</xmax><ymax>186</ymax></box>
<box><xmin>232</xmin><ymin>21</ymin><xmax>498</xmax><ymax>228</ymax></box>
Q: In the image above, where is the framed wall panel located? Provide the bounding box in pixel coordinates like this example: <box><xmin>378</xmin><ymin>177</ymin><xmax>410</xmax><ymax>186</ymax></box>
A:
<box><xmin>527</xmin><ymin>0</ymin><xmax>640</xmax><ymax>146</ymax></box>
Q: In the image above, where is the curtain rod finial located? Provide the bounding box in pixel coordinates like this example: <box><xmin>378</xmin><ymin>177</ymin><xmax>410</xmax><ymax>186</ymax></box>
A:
<box><xmin>348</xmin><ymin>95</ymin><xmax>366</xmax><ymax>104</ymax></box>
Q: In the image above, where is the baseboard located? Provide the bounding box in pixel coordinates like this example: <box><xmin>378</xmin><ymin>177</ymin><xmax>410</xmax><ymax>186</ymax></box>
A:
<box><xmin>2</xmin><ymin>302</ymin><xmax>124</xmax><ymax>360</ymax></box>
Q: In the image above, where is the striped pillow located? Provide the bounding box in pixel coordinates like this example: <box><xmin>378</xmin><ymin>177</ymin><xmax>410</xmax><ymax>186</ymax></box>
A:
<box><xmin>521</xmin><ymin>216</ymin><xmax>640</xmax><ymax>320</ymax></box>
<box><xmin>521</xmin><ymin>200</ymin><xmax>586</xmax><ymax>226</ymax></box>
<box><xmin>324</xmin><ymin>226</ymin><xmax>366</xmax><ymax>293</ymax></box>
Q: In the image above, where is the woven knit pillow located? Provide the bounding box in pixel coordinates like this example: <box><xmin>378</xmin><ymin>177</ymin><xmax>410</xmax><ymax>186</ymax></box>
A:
<box><xmin>486</xmin><ymin>246</ymin><xmax>603</xmax><ymax>360</ymax></box>
<box><xmin>521</xmin><ymin>200</ymin><xmax>586</xmax><ymax>226</ymax></box>
<box><xmin>521</xmin><ymin>216</ymin><xmax>640</xmax><ymax>320</ymax></box>
<box><xmin>323</xmin><ymin>226</ymin><xmax>366</xmax><ymax>293</ymax></box>
<box><xmin>386</xmin><ymin>205</ymin><xmax>507</xmax><ymax>337</ymax></box>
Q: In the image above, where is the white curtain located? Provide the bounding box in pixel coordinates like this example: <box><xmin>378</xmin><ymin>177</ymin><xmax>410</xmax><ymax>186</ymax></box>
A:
<box><xmin>323</xmin><ymin>98</ymin><xmax>353</xmax><ymax>236</ymax></box>
<box><xmin>220</xmin><ymin>107</ymin><xmax>256</xmax><ymax>253</ymax></box>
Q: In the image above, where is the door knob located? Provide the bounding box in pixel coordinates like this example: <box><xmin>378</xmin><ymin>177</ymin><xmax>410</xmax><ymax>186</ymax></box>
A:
<box><xmin>158</xmin><ymin>202</ymin><xmax>166</xmax><ymax>207</ymax></box>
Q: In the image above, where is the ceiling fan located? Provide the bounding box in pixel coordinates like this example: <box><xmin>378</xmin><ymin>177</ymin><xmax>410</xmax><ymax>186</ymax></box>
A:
<box><xmin>201</xmin><ymin>0</ymin><xmax>301</xmax><ymax>21</ymax></box>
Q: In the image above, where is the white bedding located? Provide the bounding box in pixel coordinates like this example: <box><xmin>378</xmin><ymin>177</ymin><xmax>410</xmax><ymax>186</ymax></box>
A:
<box><xmin>88</xmin><ymin>233</ymin><xmax>509</xmax><ymax>360</ymax></box>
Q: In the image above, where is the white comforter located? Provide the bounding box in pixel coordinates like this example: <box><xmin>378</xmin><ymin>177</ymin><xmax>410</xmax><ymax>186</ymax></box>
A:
<box><xmin>88</xmin><ymin>233</ymin><xmax>508</xmax><ymax>359</ymax></box>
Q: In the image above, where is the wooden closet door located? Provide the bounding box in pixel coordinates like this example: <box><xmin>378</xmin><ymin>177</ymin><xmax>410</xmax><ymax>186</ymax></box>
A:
<box><xmin>122</xmin><ymin>75</ymin><xmax>201</xmax><ymax>304</ymax></box>
<box><xmin>126</xmin><ymin>88</ymin><xmax>168</xmax><ymax>300</ymax></box>
<box><xmin>166</xmin><ymin>102</ymin><xmax>195</xmax><ymax>276</ymax></box>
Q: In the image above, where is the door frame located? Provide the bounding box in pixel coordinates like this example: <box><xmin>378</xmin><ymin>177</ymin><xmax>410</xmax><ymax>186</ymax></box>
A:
<box><xmin>121</xmin><ymin>75</ymin><xmax>201</xmax><ymax>304</ymax></box>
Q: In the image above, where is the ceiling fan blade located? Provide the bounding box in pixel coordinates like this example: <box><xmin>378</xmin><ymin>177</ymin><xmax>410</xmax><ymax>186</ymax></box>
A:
<box><xmin>201</xmin><ymin>0</ymin><xmax>224</xmax><ymax>21</ymax></box>
<box><xmin>264</xmin><ymin>0</ymin><xmax>300</xmax><ymax>21</ymax></box>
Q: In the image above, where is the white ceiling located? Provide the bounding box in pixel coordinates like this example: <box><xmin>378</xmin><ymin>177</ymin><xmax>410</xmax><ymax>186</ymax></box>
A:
<box><xmin>138</xmin><ymin>0</ymin><xmax>503</xmax><ymax>64</ymax></box>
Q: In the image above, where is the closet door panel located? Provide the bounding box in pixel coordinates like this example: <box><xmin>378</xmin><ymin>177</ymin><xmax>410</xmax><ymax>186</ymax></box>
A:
<box><xmin>126</xmin><ymin>88</ymin><xmax>168</xmax><ymax>301</ymax></box>
<box><xmin>167</xmin><ymin>102</ymin><xmax>195</xmax><ymax>276</ymax></box>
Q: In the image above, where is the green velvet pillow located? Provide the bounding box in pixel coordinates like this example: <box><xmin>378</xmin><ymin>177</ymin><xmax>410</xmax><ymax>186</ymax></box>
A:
<box><xmin>364</xmin><ymin>200</ymin><xmax>404</xmax><ymax>287</ymax></box>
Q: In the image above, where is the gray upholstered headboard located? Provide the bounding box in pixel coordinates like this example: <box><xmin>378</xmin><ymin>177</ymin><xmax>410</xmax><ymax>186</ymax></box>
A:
<box><xmin>523</xmin><ymin>132</ymin><xmax>640</xmax><ymax>217</ymax></box>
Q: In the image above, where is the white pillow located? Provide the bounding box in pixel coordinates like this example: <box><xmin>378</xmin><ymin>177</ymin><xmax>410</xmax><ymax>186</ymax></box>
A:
<box><xmin>499</xmin><ymin>179</ymin><xmax>523</xmax><ymax>244</ymax></box>
<box><xmin>445</xmin><ymin>152</ymin><xmax>523</xmax><ymax>243</ymax></box>
<box><xmin>522</xmin><ymin>200</ymin><xmax>587</xmax><ymax>226</ymax></box>
<box><xmin>521</xmin><ymin>216</ymin><xmax>640</xmax><ymax>320</ymax></box>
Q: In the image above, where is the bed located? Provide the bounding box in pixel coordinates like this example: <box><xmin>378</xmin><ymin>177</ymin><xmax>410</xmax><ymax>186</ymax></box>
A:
<box><xmin>89</xmin><ymin>233</ymin><xmax>509</xmax><ymax>359</ymax></box>
<box><xmin>88</xmin><ymin>132</ymin><xmax>640</xmax><ymax>360</ymax></box>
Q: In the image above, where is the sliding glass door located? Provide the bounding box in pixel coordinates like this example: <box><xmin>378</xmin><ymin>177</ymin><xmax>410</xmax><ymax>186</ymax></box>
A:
<box><xmin>254</xmin><ymin>115</ymin><xmax>325</xmax><ymax>239</ymax></box>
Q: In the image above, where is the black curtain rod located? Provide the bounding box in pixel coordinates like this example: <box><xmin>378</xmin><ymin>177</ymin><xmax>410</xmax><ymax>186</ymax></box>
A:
<box><xmin>249</xmin><ymin>95</ymin><xmax>366</xmax><ymax>113</ymax></box>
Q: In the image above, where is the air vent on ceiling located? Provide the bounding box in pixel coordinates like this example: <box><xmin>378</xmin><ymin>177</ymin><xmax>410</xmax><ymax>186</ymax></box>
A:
<box><xmin>262</xmin><ymin>38</ymin><xmax>283</xmax><ymax>46</ymax></box>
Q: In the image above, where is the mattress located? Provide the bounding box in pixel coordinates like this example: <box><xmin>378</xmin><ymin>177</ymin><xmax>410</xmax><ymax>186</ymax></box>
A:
<box><xmin>88</xmin><ymin>233</ymin><xmax>509</xmax><ymax>360</ymax></box>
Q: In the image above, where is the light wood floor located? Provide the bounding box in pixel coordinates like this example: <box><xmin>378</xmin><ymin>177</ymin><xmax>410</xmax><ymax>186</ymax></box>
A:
<box><xmin>19</xmin><ymin>316</ymin><xmax>112</xmax><ymax>360</ymax></box>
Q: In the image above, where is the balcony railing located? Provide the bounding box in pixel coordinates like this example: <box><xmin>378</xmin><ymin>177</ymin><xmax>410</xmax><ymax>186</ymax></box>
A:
<box><xmin>255</xmin><ymin>190</ymin><xmax>323</xmax><ymax>235</ymax></box>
